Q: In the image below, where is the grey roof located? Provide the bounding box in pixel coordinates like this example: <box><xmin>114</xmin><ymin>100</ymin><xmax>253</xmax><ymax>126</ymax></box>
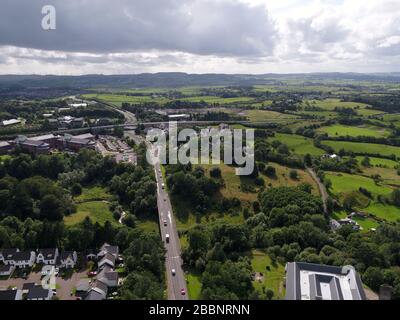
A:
<box><xmin>12</xmin><ymin>251</ymin><xmax>33</xmax><ymax>262</ymax></box>
<box><xmin>0</xmin><ymin>290</ymin><xmax>19</xmax><ymax>300</ymax></box>
<box><xmin>22</xmin><ymin>283</ymin><xmax>36</xmax><ymax>291</ymax></box>
<box><xmin>37</xmin><ymin>248</ymin><xmax>57</xmax><ymax>260</ymax></box>
<box><xmin>0</xmin><ymin>141</ymin><xmax>10</xmax><ymax>148</ymax></box>
<box><xmin>285</xmin><ymin>262</ymin><xmax>366</xmax><ymax>300</ymax></box>
<box><xmin>26</xmin><ymin>286</ymin><xmax>51</xmax><ymax>299</ymax></box>
<box><xmin>0</xmin><ymin>248</ymin><xmax>19</xmax><ymax>259</ymax></box>
<box><xmin>60</xmin><ymin>251</ymin><xmax>75</xmax><ymax>260</ymax></box>
<box><xmin>0</xmin><ymin>264</ymin><xmax>13</xmax><ymax>272</ymax></box>
<box><xmin>20</xmin><ymin>140</ymin><xmax>49</xmax><ymax>148</ymax></box>
<box><xmin>85</xmin><ymin>290</ymin><xmax>104</xmax><ymax>301</ymax></box>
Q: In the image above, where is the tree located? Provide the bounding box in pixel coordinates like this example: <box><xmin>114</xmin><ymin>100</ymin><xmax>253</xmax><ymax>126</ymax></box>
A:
<box><xmin>264</xmin><ymin>166</ymin><xmax>276</xmax><ymax>178</ymax></box>
<box><xmin>304</xmin><ymin>154</ymin><xmax>312</xmax><ymax>167</ymax></box>
<box><xmin>71</xmin><ymin>183</ymin><xmax>82</xmax><ymax>196</ymax></box>
<box><xmin>361</xmin><ymin>156</ymin><xmax>371</xmax><ymax>167</ymax></box>
<box><xmin>289</xmin><ymin>170</ymin><xmax>298</xmax><ymax>180</ymax></box>
<box><xmin>40</xmin><ymin>194</ymin><xmax>63</xmax><ymax>221</ymax></box>
<box><xmin>266</xmin><ymin>289</ymin><xmax>274</xmax><ymax>300</ymax></box>
<box><xmin>363</xmin><ymin>267</ymin><xmax>384</xmax><ymax>291</ymax></box>
<box><xmin>391</xmin><ymin>189</ymin><xmax>400</xmax><ymax>207</ymax></box>
<box><xmin>210</xmin><ymin>167</ymin><xmax>222</xmax><ymax>179</ymax></box>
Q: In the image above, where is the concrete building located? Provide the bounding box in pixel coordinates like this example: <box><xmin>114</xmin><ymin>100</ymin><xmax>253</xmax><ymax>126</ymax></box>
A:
<box><xmin>13</xmin><ymin>136</ymin><xmax>50</xmax><ymax>154</ymax></box>
<box><xmin>285</xmin><ymin>262</ymin><xmax>366</xmax><ymax>300</ymax></box>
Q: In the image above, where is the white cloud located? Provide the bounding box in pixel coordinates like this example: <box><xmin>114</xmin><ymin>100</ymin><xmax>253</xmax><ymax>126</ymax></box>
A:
<box><xmin>0</xmin><ymin>0</ymin><xmax>399</xmax><ymax>74</ymax></box>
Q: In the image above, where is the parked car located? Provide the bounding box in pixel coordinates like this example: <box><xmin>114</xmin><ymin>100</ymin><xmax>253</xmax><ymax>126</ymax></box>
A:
<box><xmin>87</xmin><ymin>271</ymin><xmax>97</xmax><ymax>277</ymax></box>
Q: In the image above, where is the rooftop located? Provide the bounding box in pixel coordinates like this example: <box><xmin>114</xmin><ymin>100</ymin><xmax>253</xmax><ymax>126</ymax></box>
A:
<box><xmin>285</xmin><ymin>262</ymin><xmax>366</xmax><ymax>300</ymax></box>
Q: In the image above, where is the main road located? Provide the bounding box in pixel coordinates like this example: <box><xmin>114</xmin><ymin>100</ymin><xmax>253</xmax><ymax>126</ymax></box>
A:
<box><xmin>124</xmin><ymin>130</ymin><xmax>188</xmax><ymax>300</ymax></box>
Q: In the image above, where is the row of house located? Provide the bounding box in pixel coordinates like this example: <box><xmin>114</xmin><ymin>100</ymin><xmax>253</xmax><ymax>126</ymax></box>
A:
<box><xmin>85</xmin><ymin>243</ymin><xmax>120</xmax><ymax>300</ymax></box>
<box><xmin>0</xmin><ymin>284</ymin><xmax>54</xmax><ymax>301</ymax></box>
<box><xmin>0</xmin><ymin>248</ymin><xmax>78</xmax><ymax>271</ymax></box>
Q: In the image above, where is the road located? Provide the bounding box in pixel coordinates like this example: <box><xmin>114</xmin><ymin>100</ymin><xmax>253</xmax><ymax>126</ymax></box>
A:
<box><xmin>306</xmin><ymin>166</ymin><xmax>328</xmax><ymax>214</ymax></box>
<box><xmin>124</xmin><ymin>130</ymin><xmax>188</xmax><ymax>300</ymax></box>
<box><xmin>150</xmin><ymin>146</ymin><xmax>188</xmax><ymax>300</ymax></box>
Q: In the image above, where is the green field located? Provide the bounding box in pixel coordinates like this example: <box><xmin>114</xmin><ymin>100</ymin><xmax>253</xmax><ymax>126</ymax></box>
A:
<box><xmin>319</xmin><ymin>124</ymin><xmax>390</xmax><ymax>138</ymax></box>
<box><xmin>365</xmin><ymin>203</ymin><xmax>400</xmax><ymax>222</ymax></box>
<box><xmin>269</xmin><ymin>133</ymin><xmax>325</xmax><ymax>156</ymax></box>
<box><xmin>82</xmin><ymin>93</ymin><xmax>169</xmax><ymax>107</ymax></box>
<box><xmin>64</xmin><ymin>201</ymin><xmax>116</xmax><ymax>226</ymax></box>
<box><xmin>322</xmin><ymin>140</ymin><xmax>400</xmax><ymax>158</ymax></box>
<box><xmin>356</xmin><ymin>156</ymin><xmax>399</xmax><ymax>168</ymax></box>
<box><xmin>74</xmin><ymin>186</ymin><xmax>113</xmax><ymax>203</ymax></box>
<box><xmin>304</xmin><ymin>98</ymin><xmax>371</xmax><ymax>111</ymax></box>
<box><xmin>326</xmin><ymin>172</ymin><xmax>393</xmax><ymax>196</ymax></box>
<box><xmin>251</xmin><ymin>250</ymin><xmax>285</xmax><ymax>300</ymax></box>
<box><xmin>186</xmin><ymin>270</ymin><xmax>202</xmax><ymax>300</ymax></box>
<box><xmin>245</xmin><ymin>110</ymin><xmax>297</xmax><ymax>122</ymax></box>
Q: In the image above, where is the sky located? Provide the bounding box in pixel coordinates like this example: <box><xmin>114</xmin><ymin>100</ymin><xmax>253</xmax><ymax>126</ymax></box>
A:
<box><xmin>0</xmin><ymin>0</ymin><xmax>399</xmax><ymax>75</ymax></box>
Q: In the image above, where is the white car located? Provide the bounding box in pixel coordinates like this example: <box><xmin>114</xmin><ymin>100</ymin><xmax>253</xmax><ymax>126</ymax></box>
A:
<box><xmin>171</xmin><ymin>269</ymin><xmax>176</xmax><ymax>276</ymax></box>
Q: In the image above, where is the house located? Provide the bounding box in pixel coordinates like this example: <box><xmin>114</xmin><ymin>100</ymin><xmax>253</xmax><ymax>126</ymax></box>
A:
<box><xmin>0</xmin><ymin>289</ymin><xmax>23</xmax><ymax>301</ymax></box>
<box><xmin>97</xmin><ymin>266</ymin><xmax>119</xmax><ymax>288</ymax></box>
<box><xmin>0</xmin><ymin>141</ymin><xmax>12</xmax><ymax>154</ymax></box>
<box><xmin>0</xmin><ymin>264</ymin><xmax>15</xmax><ymax>277</ymax></box>
<box><xmin>338</xmin><ymin>218</ymin><xmax>361</xmax><ymax>231</ymax></box>
<box><xmin>97</xmin><ymin>243</ymin><xmax>119</xmax><ymax>259</ymax></box>
<box><xmin>285</xmin><ymin>262</ymin><xmax>366</xmax><ymax>300</ymax></box>
<box><xmin>76</xmin><ymin>279</ymin><xmax>91</xmax><ymax>293</ymax></box>
<box><xmin>0</xmin><ymin>248</ymin><xmax>19</xmax><ymax>264</ymax></box>
<box><xmin>36</xmin><ymin>248</ymin><xmax>59</xmax><ymax>265</ymax></box>
<box><xmin>85</xmin><ymin>280</ymin><xmax>108</xmax><ymax>300</ymax></box>
<box><xmin>1</xmin><ymin>119</ymin><xmax>21</xmax><ymax>127</ymax></box>
<box><xmin>9</xmin><ymin>251</ymin><xmax>36</xmax><ymax>268</ymax></box>
<box><xmin>22</xmin><ymin>283</ymin><xmax>36</xmax><ymax>294</ymax></box>
<box><xmin>26</xmin><ymin>286</ymin><xmax>53</xmax><ymax>300</ymax></box>
<box><xmin>59</xmin><ymin>251</ymin><xmax>77</xmax><ymax>269</ymax></box>
<box><xmin>98</xmin><ymin>253</ymin><xmax>116</xmax><ymax>270</ymax></box>
<box><xmin>85</xmin><ymin>250</ymin><xmax>97</xmax><ymax>261</ymax></box>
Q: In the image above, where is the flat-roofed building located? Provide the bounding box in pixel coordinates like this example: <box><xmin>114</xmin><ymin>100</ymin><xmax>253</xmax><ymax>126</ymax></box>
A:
<box><xmin>56</xmin><ymin>135</ymin><xmax>96</xmax><ymax>152</ymax></box>
<box><xmin>14</xmin><ymin>136</ymin><xmax>50</xmax><ymax>154</ymax></box>
<box><xmin>0</xmin><ymin>141</ymin><xmax>12</xmax><ymax>154</ymax></box>
<box><xmin>285</xmin><ymin>262</ymin><xmax>366</xmax><ymax>300</ymax></box>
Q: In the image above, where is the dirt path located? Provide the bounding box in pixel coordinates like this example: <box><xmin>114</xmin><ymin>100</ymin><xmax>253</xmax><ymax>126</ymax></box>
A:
<box><xmin>306</xmin><ymin>167</ymin><xmax>328</xmax><ymax>214</ymax></box>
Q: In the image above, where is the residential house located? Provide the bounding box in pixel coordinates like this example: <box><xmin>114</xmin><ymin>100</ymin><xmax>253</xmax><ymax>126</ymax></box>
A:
<box><xmin>97</xmin><ymin>243</ymin><xmax>119</xmax><ymax>259</ymax></box>
<box><xmin>0</xmin><ymin>289</ymin><xmax>23</xmax><ymax>301</ymax></box>
<box><xmin>0</xmin><ymin>141</ymin><xmax>12</xmax><ymax>154</ymax></box>
<box><xmin>98</xmin><ymin>253</ymin><xmax>116</xmax><ymax>270</ymax></box>
<box><xmin>9</xmin><ymin>251</ymin><xmax>36</xmax><ymax>269</ymax></box>
<box><xmin>285</xmin><ymin>262</ymin><xmax>366</xmax><ymax>300</ymax></box>
<box><xmin>0</xmin><ymin>264</ymin><xmax>15</xmax><ymax>277</ymax></box>
<box><xmin>26</xmin><ymin>286</ymin><xmax>53</xmax><ymax>300</ymax></box>
<box><xmin>59</xmin><ymin>251</ymin><xmax>77</xmax><ymax>269</ymax></box>
<box><xmin>85</xmin><ymin>280</ymin><xmax>108</xmax><ymax>300</ymax></box>
<box><xmin>36</xmin><ymin>248</ymin><xmax>59</xmax><ymax>265</ymax></box>
<box><xmin>0</xmin><ymin>248</ymin><xmax>19</xmax><ymax>264</ymax></box>
<box><xmin>97</xmin><ymin>266</ymin><xmax>119</xmax><ymax>288</ymax></box>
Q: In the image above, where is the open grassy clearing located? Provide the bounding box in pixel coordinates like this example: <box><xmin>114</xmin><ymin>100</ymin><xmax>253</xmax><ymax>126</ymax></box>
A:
<box><xmin>74</xmin><ymin>186</ymin><xmax>113</xmax><ymax>203</ymax></box>
<box><xmin>180</xmin><ymin>96</ymin><xmax>255</xmax><ymax>104</ymax></box>
<box><xmin>322</xmin><ymin>140</ymin><xmax>400</xmax><ymax>158</ymax></box>
<box><xmin>269</xmin><ymin>133</ymin><xmax>325</xmax><ymax>156</ymax></box>
<box><xmin>365</xmin><ymin>203</ymin><xmax>400</xmax><ymax>223</ymax></box>
<box><xmin>326</xmin><ymin>172</ymin><xmax>393</xmax><ymax>197</ymax></box>
<box><xmin>251</xmin><ymin>250</ymin><xmax>285</xmax><ymax>300</ymax></box>
<box><xmin>186</xmin><ymin>269</ymin><xmax>202</xmax><ymax>300</ymax></box>
<box><xmin>318</xmin><ymin>124</ymin><xmax>390</xmax><ymax>138</ymax></box>
<box><xmin>64</xmin><ymin>201</ymin><xmax>116</xmax><ymax>226</ymax></box>
<box><xmin>262</xmin><ymin>163</ymin><xmax>319</xmax><ymax>195</ymax></box>
<box><xmin>82</xmin><ymin>93</ymin><xmax>169</xmax><ymax>106</ymax></box>
<box><xmin>362</xmin><ymin>167</ymin><xmax>400</xmax><ymax>187</ymax></box>
<box><xmin>356</xmin><ymin>156</ymin><xmax>399</xmax><ymax>168</ymax></box>
<box><xmin>244</xmin><ymin>109</ymin><xmax>297</xmax><ymax>122</ymax></box>
<box><xmin>304</xmin><ymin>98</ymin><xmax>372</xmax><ymax>111</ymax></box>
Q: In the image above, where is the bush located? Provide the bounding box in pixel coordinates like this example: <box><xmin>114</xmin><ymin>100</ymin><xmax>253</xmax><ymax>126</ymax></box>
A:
<box><xmin>289</xmin><ymin>170</ymin><xmax>298</xmax><ymax>180</ymax></box>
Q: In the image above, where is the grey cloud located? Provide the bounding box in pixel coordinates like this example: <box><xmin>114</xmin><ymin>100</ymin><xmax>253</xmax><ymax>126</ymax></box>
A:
<box><xmin>0</xmin><ymin>0</ymin><xmax>276</xmax><ymax>57</ymax></box>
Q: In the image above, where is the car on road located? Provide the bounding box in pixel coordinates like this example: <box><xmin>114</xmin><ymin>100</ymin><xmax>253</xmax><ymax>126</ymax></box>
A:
<box><xmin>166</xmin><ymin>234</ymin><xmax>170</xmax><ymax>243</ymax></box>
<box><xmin>163</xmin><ymin>219</ymin><xmax>167</xmax><ymax>226</ymax></box>
<box><xmin>161</xmin><ymin>183</ymin><xmax>165</xmax><ymax>189</ymax></box>
<box><xmin>171</xmin><ymin>269</ymin><xmax>176</xmax><ymax>276</ymax></box>
<box><xmin>180</xmin><ymin>288</ymin><xmax>186</xmax><ymax>295</ymax></box>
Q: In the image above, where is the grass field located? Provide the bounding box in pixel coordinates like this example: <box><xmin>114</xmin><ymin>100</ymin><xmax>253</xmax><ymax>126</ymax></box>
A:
<box><xmin>362</xmin><ymin>167</ymin><xmax>400</xmax><ymax>187</ymax></box>
<box><xmin>269</xmin><ymin>133</ymin><xmax>325</xmax><ymax>156</ymax></box>
<box><xmin>304</xmin><ymin>98</ymin><xmax>371</xmax><ymax>111</ymax></box>
<box><xmin>322</xmin><ymin>140</ymin><xmax>400</xmax><ymax>158</ymax></box>
<box><xmin>326</xmin><ymin>172</ymin><xmax>393</xmax><ymax>196</ymax></box>
<box><xmin>82</xmin><ymin>93</ymin><xmax>169</xmax><ymax>107</ymax></box>
<box><xmin>64</xmin><ymin>201</ymin><xmax>116</xmax><ymax>226</ymax></box>
<box><xmin>180</xmin><ymin>96</ymin><xmax>255</xmax><ymax>104</ymax></box>
<box><xmin>356</xmin><ymin>156</ymin><xmax>399</xmax><ymax>168</ymax></box>
<box><xmin>318</xmin><ymin>124</ymin><xmax>390</xmax><ymax>138</ymax></box>
<box><xmin>244</xmin><ymin>110</ymin><xmax>297</xmax><ymax>122</ymax></box>
<box><xmin>251</xmin><ymin>250</ymin><xmax>285</xmax><ymax>300</ymax></box>
<box><xmin>186</xmin><ymin>270</ymin><xmax>202</xmax><ymax>300</ymax></box>
<box><xmin>365</xmin><ymin>203</ymin><xmax>400</xmax><ymax>222</ymax></box>
<box><xmin>65</xmin><ymin>186</ymin><xmax>117</xmax><ymax>226</ymax></box>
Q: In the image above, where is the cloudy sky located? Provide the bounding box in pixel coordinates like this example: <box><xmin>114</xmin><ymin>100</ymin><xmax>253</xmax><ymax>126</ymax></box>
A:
<box><xmin>0</xmin><ymin>0</ymin><xmax>399</xmax><ymax>74</ymax></box>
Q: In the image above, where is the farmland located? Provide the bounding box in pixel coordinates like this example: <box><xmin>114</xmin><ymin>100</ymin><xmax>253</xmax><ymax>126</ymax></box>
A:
<box><xmin>269</xmin><ymin>133</ymin><xmax>325</xmax><ymax>156</ymax></box>
<box><xmin>322</xmin><ymin>140</ymin><xmax>400</xmax><ymax>158</ymax></box>
<box><xmin>318</xmin><ymin>124</ymin><xmax>390</xmax><ymax>138</ymax></box>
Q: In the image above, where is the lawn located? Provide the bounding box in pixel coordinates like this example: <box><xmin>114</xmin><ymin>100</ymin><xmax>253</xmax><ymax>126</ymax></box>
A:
<box><xmin>74</xmin><ymin>186</ymin><xmax>113</xmax><ymax>203</ymax></box>
<box><xmin>269</xmin><ymin>133</ymin><xmax>325</xmax><ymax>156</ymax></box>
<box><xmin>365</xmin><ymin>203</ymin><xmax>400</xmax><ymax>223</ymax></box>
<box><xmin>318</xmin><ymin>124</ymin><xmax>390</xmax><ymax>138</ymax></box>
<box><xmin>251</xmin><ymin>250</ymin><xmax>285</xmax><ymax>300</ymax></box>
<box><xmin>322</xmin><ymin>140</ymin><xmax>400</xmax><ymax>158</ymax></box>
<box><xmin>356</xmin><ymin>156</ymin><xmax>399</xmax><ymax>168</ymax></box>
<box><xmin>64</xmin><ymin>201</ymin><xmax>117</xmax><ymax>226</ymax></box>
<box><xmin>326</xmin><ymin>172</ymin><xmax>393</xmax><ymax>196</ymax></box>
<box><xmin>244</xmin><ymin>110</ymin><xmax>297</xmax><ymax>122</ymax></box>
<box><xmin>186</xmin><ymin>270</ymin><xmax>202</xmax><ymax>300</ymax></box>
<box><xmin>361</xmin><ymin>167</ymin><xmax>400</xmax><ymax>187</ymax></box>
